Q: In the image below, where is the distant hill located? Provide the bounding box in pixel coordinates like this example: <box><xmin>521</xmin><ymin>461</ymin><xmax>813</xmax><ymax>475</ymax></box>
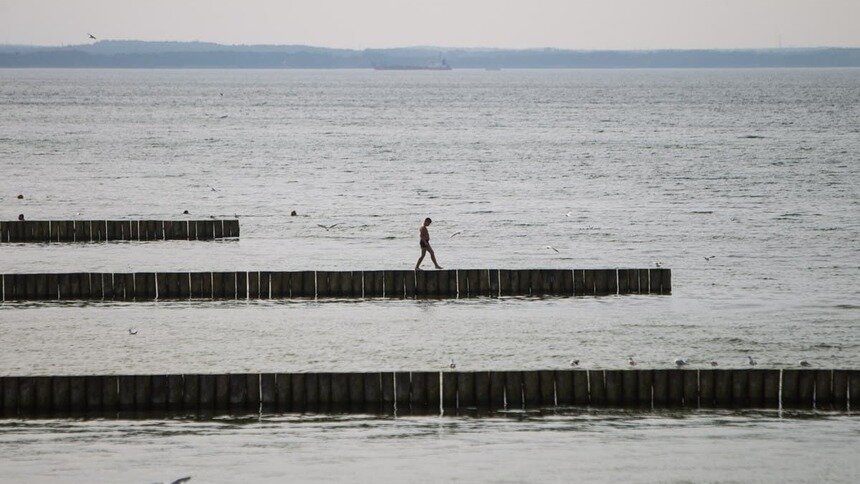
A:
<box><xmin>0</xmin><ymin>41</ymin><xmax>857</xmax><ymax>68</ymax></box>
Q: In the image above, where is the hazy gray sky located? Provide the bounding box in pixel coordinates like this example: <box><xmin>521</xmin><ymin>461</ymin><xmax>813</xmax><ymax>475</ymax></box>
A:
<box><xmin>1</xmin><ymin>0</ymin><xmax>858</xmax><ymax>49</ymax></box>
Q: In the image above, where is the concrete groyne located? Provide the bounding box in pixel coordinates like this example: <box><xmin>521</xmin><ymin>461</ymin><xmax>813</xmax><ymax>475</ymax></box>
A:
<box><xmin>0</xmin><ymin>268</ymin><xmax>671</xmax><ymax>301</ymax></box>
<box><xmin>0</xmin><ymin>369</ymin><xmax>854</xmax><ymax>417</ymax></box>
<box><xmin>0</xmin><ymin>219</ymin><xmax>239</xmax><ymax>242</ymax></box>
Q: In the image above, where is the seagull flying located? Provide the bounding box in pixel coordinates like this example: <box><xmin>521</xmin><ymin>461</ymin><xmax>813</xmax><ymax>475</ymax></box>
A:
<box><xmin>545</xmin><ymin>245</ymin><xmax>560</xmax><ymax>253</ymax></box>
<box><xmin>569</xmin><ymin>359</ymin><xmax>580</xmax><ymax>367</ymax></box>
<box><xmin>88</xmin><ymin>33</ymin><xmax>96</xmax><ymax>40</ymax></box>
<box><xmin>628</xmin><ymin>357</ymin><xmax>636</xmax><ymax>366</ymax></box>
<box><xmin>704</xmin><ymin>256</ymin><xmax>715</xmax><ymax>261</ymax></box>
<box><xmin>128</xmin><ymin>328</ymin><xmax>138</xmax><ymax>335</ymax></box>
<box><xmin>449</xmin><ymin>231</ymin><xmax>463</xmax><ymax>238</ymax></box>
<box><xmin>674</xmin><ymin>358</ymin><xmax>688</xmax><ymax>367</ymax></box>
<box><xmin>747</xmin><ymin>356</ymin><xmax>757</xmax><ymax>366</ymax></box>
<box><xmin>799</xmin><ymin>360</ymin><xmax>811</xmax><ymax>367</ymax></box>
<box><xmin>317</xmin><ymin>223</ymin><xmax>340</xmax><ymax>231</ymax></box>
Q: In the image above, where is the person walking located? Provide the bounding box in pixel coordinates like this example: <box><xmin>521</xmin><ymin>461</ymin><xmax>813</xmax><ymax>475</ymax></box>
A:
<box><xmin>415</xmin><ymin>217</ymin><xmax>443</xmax><ymax>270</ymax></box>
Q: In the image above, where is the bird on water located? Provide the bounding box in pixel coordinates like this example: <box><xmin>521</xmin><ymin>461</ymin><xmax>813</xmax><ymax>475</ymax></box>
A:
<box><xmin>88</xmin><ymin>33</ymin><xmax>96</xmax><ymax>40</ymax></box>
<box><xmin>627</xmin><ymin>357</ymin><xmax>636</xmax><ymax>366</ymax></box>
<box><xmin>674</xmin><ymin>358</ymin><xmax>688</xmax><ymax>367</ymax></box>
<box><xmin>569</xmin><ymin>359</ymin><xmax>580</xmax><ymax>367</ymax></box>
<box><xmin>709</xmin><ymin>361</ymin><xmax>718</xmax><ymax>367</ymax></box>
<box><xmin>128</xmin><ymin>328</ymin><xmax>138</xmax><ymax>335</ymax></box>
<box><xmin>747</xmin><ymin>356</ymin><xmax>757</xmax><ymax>366</ymax></box>
<box><xmin>318</xmin><ymin>223</ymin><xmax>340</xmax><ymax>231</ymax></box>
<box><xmin>545</xmin><ymin>245</ymin><xmax>560</xmax><ymax>253</ymax></box>
<box><xmin>799</xmin><ymin>360</ymin><xmax>811</xmax><ymax>367</ymax></box>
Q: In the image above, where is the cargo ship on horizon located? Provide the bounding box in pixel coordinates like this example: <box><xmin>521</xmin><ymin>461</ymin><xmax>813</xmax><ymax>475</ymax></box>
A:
<box><xmin>372</xmin><ymin>59</ymin><xmax>452</xmax><ymax>70</ymax></box>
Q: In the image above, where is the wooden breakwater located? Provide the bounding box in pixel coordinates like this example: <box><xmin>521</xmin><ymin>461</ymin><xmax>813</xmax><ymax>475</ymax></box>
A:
<box><xmin>0</xmin><ymin>219</ymin><xmax>239</xmax><ymax>242</ymax></box>
<box><xmin>0</xmin><ymin>268</ymin><xmax>670</xmax><ymax>301</ymax></box>
<box><xmin>0</xmin><ymin>369</ymin><xmax>855</xmax><ymax>417</ymax></box>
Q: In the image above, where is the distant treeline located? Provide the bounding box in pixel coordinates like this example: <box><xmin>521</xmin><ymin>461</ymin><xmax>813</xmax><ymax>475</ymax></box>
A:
<box><xmin>0</xmin><ymin>41</ymin><xmax>858</xmax><ymax>68</ymax></box>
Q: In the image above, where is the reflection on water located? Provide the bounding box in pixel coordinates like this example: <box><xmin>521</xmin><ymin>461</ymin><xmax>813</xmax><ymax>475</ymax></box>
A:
<box><xmin>0</xmin><ymin>409</ymin><xmax>857</xmax><ymax>483</ymax></box>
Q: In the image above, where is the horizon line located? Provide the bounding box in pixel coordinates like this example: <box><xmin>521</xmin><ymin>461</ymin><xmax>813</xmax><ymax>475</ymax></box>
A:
<box><xmin>2</xmin><ymin>40</ymin><xmax>859</xmax><ymax>52</ymax></box>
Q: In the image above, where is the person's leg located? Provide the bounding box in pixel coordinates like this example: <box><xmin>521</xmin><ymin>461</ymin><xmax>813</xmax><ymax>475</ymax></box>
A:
<box><xmin>428</xmin><ymin>247</ymin><xmax>442</xmax><ymax>269</ymax></box>
<box><xmin>415</xmin><ymin>248</ymin><xmax>427</xmax><ymax>270</ymax></box>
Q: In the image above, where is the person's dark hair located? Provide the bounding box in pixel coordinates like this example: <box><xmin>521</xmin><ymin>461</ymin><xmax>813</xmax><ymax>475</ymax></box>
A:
<box><xmin>424</xmin><ymin>217</ymin><xmax>432</xmax><ymax>225</ymax></box>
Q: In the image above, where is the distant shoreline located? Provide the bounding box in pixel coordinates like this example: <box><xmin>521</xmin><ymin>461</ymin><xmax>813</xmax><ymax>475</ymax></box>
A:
<box><xmin>0</xmin><ymin>41</ymin><xmax>857</xmax><ymax>69</ymax></box>
<box><xmin>2</xmin><ymin>66</ymin><xmax>859</xmax><ymax>70</ymax></box>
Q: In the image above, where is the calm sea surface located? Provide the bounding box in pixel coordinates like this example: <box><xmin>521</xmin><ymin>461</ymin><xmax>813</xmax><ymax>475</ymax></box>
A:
<box><xmin>0</xmin><ymin>68</ymin><xmax>858</xmax><ymax>482</ymax></box>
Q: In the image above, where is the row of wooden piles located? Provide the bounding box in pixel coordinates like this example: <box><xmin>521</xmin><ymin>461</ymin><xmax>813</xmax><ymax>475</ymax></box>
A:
<box><xmin>0</xmin><ymin>219</ymin><xmax>239</xmax><ymax>242</ymax></box>
<box><xmin>1</xmin><ymin>369</ymin><xmax>855</xmax><ymax>417</ymax></box>
<box><xmin>0</xmin><ymin>268</ymin><xmax>671</xmax><ymax>301</ymax></box>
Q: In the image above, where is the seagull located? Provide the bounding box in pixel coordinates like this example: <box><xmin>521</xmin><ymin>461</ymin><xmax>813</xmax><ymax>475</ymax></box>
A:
<box><xmin>317</xmin><ymin>223</ymin><xmax>340</xmax><ymax>231</ymax></box>
<box><xmin>545</xmin><ymin>245</ymin><xmax>560</xmax><ymax>253</ymax></box>
<box><xmin>448</xmin><ymin>359</ymin><xmax>456</xmax><ymax>369</ymax></box>
<box><xmin>128</xmin><ymin>328</ymin><xmax>138</xmax><ymax>335</ymax></box>
<box><xmin>747</xmin><ymin>356</ymin><xmax>757</xmax><ymax>366</ymax></box>
<box><xmin>709</xmin><ymin>361</ymin><xmax>718</xmax><ymax>367</ymax></box>
<box><xmin>674</xmin><ymin>358</ymin><xmax>688</xmax><ymax>367</ymax></box>
<box><xmin>654</xmin><ymin>261</ymin><xmax>663</xmax><ymax>268</ymax></box>
<box><xmin>219</xmin><ymin>92</ymin><xmax>224</xmax><ymax>96</ymax></box>
<box><xmin>206</xmin><ymin>184</ymin><xmax>218</xmax><ymax>192</ymax></box>
<box><xmin>449</xmin><ymin>231</ymin><xmax>463</xmax><ymax>238</ymax></box>
<box><xmin>799</xmin><ymin>360</ymin><xmax>811</xmax><ymax>367</ymax></box>
<box><xmin>704</xmin><ymin>256</ymin><xmax>715</xmax><ymax>261</ymax></box>
<box><xmin>170</xmin><ymin>477</ymin><xmax>192</xmax><ymax>484</ymax></box>
<box><xmin>627</xmin><ymin>357</ymin><xmax>636</xmax><ymax>366</ymax></box>
<box><xmin>218</xmin><ymin>115</ymin><xmax>228</xmax><ymax>119</ymax></box>
<box><xmin>88</xmin><ymin>33</ymin><xmax>96</xmax><ymax>40</ymax></box>
<box><xmin>565</xmin><ymin>212</ymin><xmax>572</xmax><ymax>218</ymax></box>
<box><xmin>569</xmin><ymin>359</ymin><xmax>580</xmax><ymax>367</ymax></box>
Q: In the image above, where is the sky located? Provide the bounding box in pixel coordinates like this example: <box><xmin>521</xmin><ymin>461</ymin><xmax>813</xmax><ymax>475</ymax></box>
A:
<box><xmin>0</xmin><ymin>0</ymin><xmax>858</xmax><ymax>49</ymax></box>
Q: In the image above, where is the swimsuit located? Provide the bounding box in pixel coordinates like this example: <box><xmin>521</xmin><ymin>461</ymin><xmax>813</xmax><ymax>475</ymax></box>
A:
<box><xmin>420</xmin><ymin>239</ymin><xmax>429</xmax><ymax>249</ymax></box>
